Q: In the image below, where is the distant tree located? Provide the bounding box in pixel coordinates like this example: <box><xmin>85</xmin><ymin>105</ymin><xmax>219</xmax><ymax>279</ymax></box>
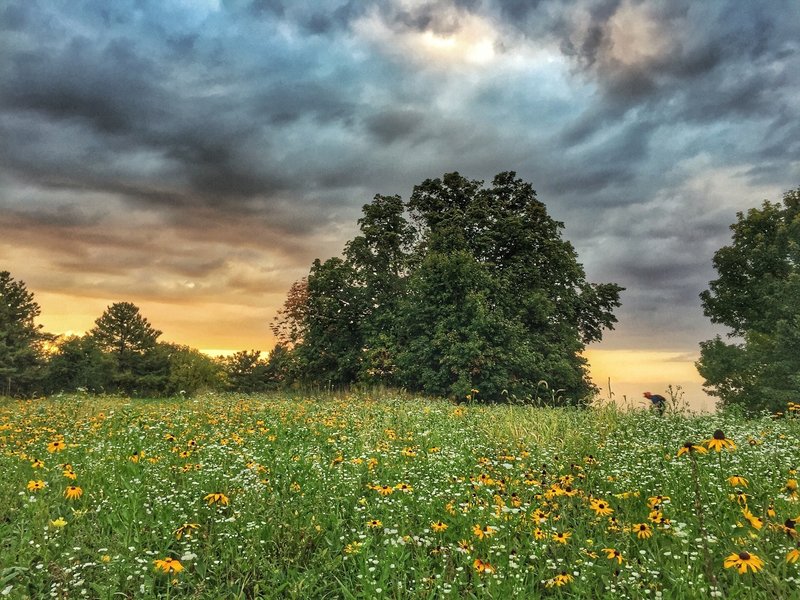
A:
<box><xmin>44</xmin><ymin>335</ymin><xmax>114</xmax><ymax>394</ymax></box>
<box><xmin>271</xmin><ymin>278</ymin><xmax>309</xmax><ymax>348</ymax></box>
<box><xmin>221</xmin><ymin>350</ymin><xmax>270</xmax><ymax>392</ymax></box>
<box><xmin>293</xmin><ymin>258</ymin><xmax>366</xmax><ymax>387</ymax></box>
<box><xmin>697</xmin><ymin>188</ymin><xmax>800</xmax><ymax>413</ymax></box>
<box><xmin>275</xmin><ymin>172</ymin><xmax>623</xmax><ymax>403</ymax></box>
<box><xmin>159</xmin><ymin>343</ymin><xmax>223</xmax><ymax>396</ymax></box>
<box><xmin>264</xmin><ymin>343</ymin><xmax>295</xmax><ymax>389</ymax></box>
<box><xmin>0</xmin><ymin>271</ymin><xmax>50</xmax><ymax>396</ymax></box>
<box><xmin>90</xmin><ymin>302</ymin><xmax>162</xmax><ymax>394</ymax></box>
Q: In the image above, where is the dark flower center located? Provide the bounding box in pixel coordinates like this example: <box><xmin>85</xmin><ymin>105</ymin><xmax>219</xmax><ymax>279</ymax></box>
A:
<box><xmin>683</xmin><ymin>442</ymin><xmax>694</xmax><ymax>448</ymax></box>
<box><xmin>738</xmin><ymin>551</ymin><xmax>751</xmax><ymax>560</ymax></box>
<box><xmin>713</xmin><ymin>429</ymin><xmax>726</xmax><ymax>440</ymax></box>
<box><xmin>786</xmin><ymin>519</ymin><xmax>796</xmax><ymax>530</ymax></box>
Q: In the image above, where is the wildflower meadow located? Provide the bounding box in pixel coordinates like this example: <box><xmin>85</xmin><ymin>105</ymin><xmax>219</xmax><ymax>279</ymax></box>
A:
<box><xmin>2</xmin><ymin>393</ymin><xmax>800</xmax><ymax>599</ymax></box>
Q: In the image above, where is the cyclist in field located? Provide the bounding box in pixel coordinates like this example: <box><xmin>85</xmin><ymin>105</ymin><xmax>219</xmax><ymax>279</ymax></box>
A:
<box><xmin>643</xmin><ymin>391</ymin><xmax>666</xmax><ymax>416</ymax></box>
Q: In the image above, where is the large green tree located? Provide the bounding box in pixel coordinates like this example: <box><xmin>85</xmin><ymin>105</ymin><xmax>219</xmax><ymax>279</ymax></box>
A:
<box><xmin>697</xmin><ymin>188</ymin><xmax>800</xmax><ymax>413</ymax></box>
<box><xmin>90</xmin><ymin>302</ymin><xmax>162</xmax><ymax>394</ymax></box>
<box><xmin>276</xmin><ymin>172</ymin><xmax>623</xmax><ymax>403</ymax></box>
<box><xmin>0</xmin><ymin>271</ymin><xmax>49</xmax><ymax>396</ymax></box>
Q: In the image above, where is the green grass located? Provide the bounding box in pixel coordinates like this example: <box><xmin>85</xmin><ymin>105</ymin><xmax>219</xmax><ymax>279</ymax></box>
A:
<box><xmin>1</xmin><ymin>392</ymin><xmax>799</xmax><ymax>598</ymax></box>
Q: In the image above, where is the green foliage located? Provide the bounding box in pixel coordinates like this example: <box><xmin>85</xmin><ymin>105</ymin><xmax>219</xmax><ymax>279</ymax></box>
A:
<box><xmin>277</xmin><ymin>172</ymin><xmax>623</xmax><ymax>403</ymax></box>
<box><xmin>89</xmin><ymin>302</ymin><xmax>163</xmax><ymax>395</ymax></box>
<box><xmin>698</xmin><ymin>188</ymin><xmax>800</xmax><ymax>413</ymax></box>
<box><xmin>159</xmin><ymin>343</ymin><xmax>224</xmax><ymax>397</ymax></box>
<box><xmin>0</xmin><ymin>270</ymin><xmax>50</xmax><ymax>396</ymax></box>
<box><xmin>294</xmin><ymin>258</ymin><xmax>367</xmax><ymax>387</ymax></box>
<box><xmin>45</xmin><ymin>335</ymin><xmax>115</xmax><ymax>393</ymax></box>
<box><xmin>221</xmin><ymin>350</ymin><xmax>271</xmax><ymax>392</ymax></box>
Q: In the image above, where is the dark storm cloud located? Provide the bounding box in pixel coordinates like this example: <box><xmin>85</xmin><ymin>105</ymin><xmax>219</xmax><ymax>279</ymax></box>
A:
<box><xmin>0</xmin><ymin>0</ymin><xmax>798</xmax><ymax>351</ymax></box>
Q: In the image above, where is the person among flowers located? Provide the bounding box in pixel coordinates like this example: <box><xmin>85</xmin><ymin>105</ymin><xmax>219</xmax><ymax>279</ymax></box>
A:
<box><xmin>643</xmin><ymin>392</ymin><xmax>666</xmax><ymax>416</ymax></box>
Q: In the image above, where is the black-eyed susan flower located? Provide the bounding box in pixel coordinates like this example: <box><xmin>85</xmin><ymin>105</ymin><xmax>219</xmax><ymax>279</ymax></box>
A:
<box><xmin>175</xmin><ymin>523</ymin><xmax>200</xmax><ymax>539</ymax></box>
<box><xmin>785</xmin><ymin>479</ymin><xmax>799</xmax><ymax>499</ymax></box>
<box><xmin>647</xmin><ymin>495</ymin><xmax>670</xmax><ymax>509</ymax></box>
<box><xmin>724</xmin><ymin>550</ymin><xmax>764</xmax><ymax>574</ymax></box>
<box><xmin>603</xmin><ymin>548</ymin><xmax>624</xmax><ymax>564</ymax></box>
<box><xmin>545</xmin><ymin>572</ymin><xmax>574</xmax><ymax>587</ymax></box>
<box><xmin>677</xmin><ymin>442</ymin><xmax>707</xmax><ymax>457</ymax></box>
<box><xmin>31</xmin><ymin>458</ymin><xmax>44</xmax><ymax>469</ymax></box>
<box><xmin>473</xmin><ymin>558</ymin><xmax>495</xmax><ymax>574</ymax></box>
<box><xmin>783</xmin><ymin>518</ymin><xmax>798</xmax><ymax>539</ymax></box>
<box><xmin>376</xmin><ymin>485</ymin><xmax>394</xmax><ymax>496</ymax></box>
<box><xmin>457</xmin><ymin>539</ymin><xmax>472</xmax><ymax>553</ymax></box>
<box><xmin>631</xmin><ymin>523</ymin><xmax>653</xmax><ymax>539</ymax></box>
<box><xmin>590</xmin><ymin>498</ymin><xmax>614</xmax><ymax>517</ymax></box>
<box><xmin>787</xmin><ymin>548</ymin><xmax>800</xmax><ymax>563</ymax></box>
<box><xmin>204</xmin><ymin>492</ymin><xmax>229</xmax><ymax>506</ymax></box>
<box><xmin>728</xmin><ymin>476</ymin><xmax>749</xmax><ymax>488</ymax></box>
<box><xmin>27</xmin><ymin>480</ymin><xmax>46</xmax><ymax>492</ymax></box>
<box><xmin>531</xmin><ymin>508</ymin><xmax>548</xmax><ymax>524</ymax></box>
<box><xmin>64</xmin><ymin>485</ymin><xmax>83</xmax><ymax>500</ymax></box>
<box><xmin>47</xmin><ymin>440</ymin><xmax>66</xmax><ymax>453</ymax></box>
<box><xmin>431</xmin><ymin>521</ymin><xmax>448</xmax><ymax>533</ymax></box>
<box><xmin>552</xmin><ymin>531</ymin><xmax>571</xmax><ymax>544</ymax></box>
<box><xmin>732</xmin><ymin>491</ymin><xmax>750</xmax><ymax>506</ymax></box>
<box><xmin>607</xmin><ymin>516</ymin><xmax>623</xmax><ymax>532</ymax></box>
<box><xmin>472</xmin><ymin>524</ymin><xmax>497</xmax><ymax>539</ymax></box>
<box><xmin>706</xmin><ymin>429</ymin><xmax>736</xmax><ymax>452</ymax></box>
<box><xmin>742</xmin><ymin>507</ymin><xmax>763</xmax><ymax>530</ymax></box>
<box><xmin>344</xmin><ymin>541</ymin><xmax>362</xmax><ymax>555</ymax></box>
<box><xmin>153</xmin><ymin>557</ymin><xmax>184</xmax><ymax>574</ymax></box>
<box><xmin>395</xmin><ymin>482</ymin><xmax>413</xmax><ymax>493</ymax></box>
<box><xmin>367</xmin><ymin>518</ymin><xmax>382</xmax><ymax>529</ymax></box>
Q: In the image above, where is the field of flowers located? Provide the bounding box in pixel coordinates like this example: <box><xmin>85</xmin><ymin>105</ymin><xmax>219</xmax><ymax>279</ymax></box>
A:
<box><xmin>1</xmin><ymin>393</ymin><xmax>799</xmax><ymax>599</ymax></box>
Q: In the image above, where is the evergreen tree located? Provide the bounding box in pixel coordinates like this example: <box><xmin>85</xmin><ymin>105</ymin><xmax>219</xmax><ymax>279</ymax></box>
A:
<box><xmin>0</xmin><ymin>271</ymin><xmax>49</xmax><ymax>396</ymax></box>
<box><xmin>221</xmin><ymin>350</ymin><xmax>269</xmax><ymax>392</ymax></box>
<box><xmin>90</xmin><ymin>302</ymin><xmax>162</xmax><ymax>394</ymax></box>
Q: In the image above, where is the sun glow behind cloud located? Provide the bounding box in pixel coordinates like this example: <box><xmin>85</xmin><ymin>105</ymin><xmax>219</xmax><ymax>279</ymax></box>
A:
<box><xmin>353</xmin><ymin>7</ymin><xmax>558</xmax><ymax>70</ymax></box>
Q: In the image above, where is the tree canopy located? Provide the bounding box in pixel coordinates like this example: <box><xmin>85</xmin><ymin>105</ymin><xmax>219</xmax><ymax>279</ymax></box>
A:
<box><xmin>90</xmin><ymin>301</ymin><xmax>163</xmax><ymax>394</ymax></box>
<box><xmin>697</xmin><ymin>187</ymin><xmax>800</xmax><ymax>413</ymax></box>
<box><xmin>0</xmin><ymin>271</ymin><xmax>49</xmax><ymax>395</ymax></box>
<box><xmin>274</xmin><ymin>172</ymin><xmax>623</xmax><ymax>403</ymax></box>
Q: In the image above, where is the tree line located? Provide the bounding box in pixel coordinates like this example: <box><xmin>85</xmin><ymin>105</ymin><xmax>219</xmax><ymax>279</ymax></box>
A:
<box><xmin>2</xmin><ymin>173</ymin><xmax>799</xmax><ymax>411</ymax></box>
<box><xmin>0</xmin><ymin>290</ymin><xmax>289</xmax><ymax>398</ymax></box>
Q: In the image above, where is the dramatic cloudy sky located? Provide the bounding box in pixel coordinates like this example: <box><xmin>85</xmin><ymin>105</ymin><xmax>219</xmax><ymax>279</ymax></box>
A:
<box><xmin>2</xmin><ymin>0</ymin><xmax>798</xmax><ymax>407</ymax></box>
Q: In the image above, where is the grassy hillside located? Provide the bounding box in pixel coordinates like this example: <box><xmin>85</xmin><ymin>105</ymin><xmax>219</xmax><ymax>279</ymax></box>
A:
<box><xmin>1</xmin><ymin>393</ymin><xmax>798</xmax><ymax>598</ymax></box>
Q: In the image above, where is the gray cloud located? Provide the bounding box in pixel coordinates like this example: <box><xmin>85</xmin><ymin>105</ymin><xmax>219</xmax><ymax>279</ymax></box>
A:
<box><xmin>0</xmin><ymin>0</ymin><xmax>798</xmax><ymax>354</ymax></box>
